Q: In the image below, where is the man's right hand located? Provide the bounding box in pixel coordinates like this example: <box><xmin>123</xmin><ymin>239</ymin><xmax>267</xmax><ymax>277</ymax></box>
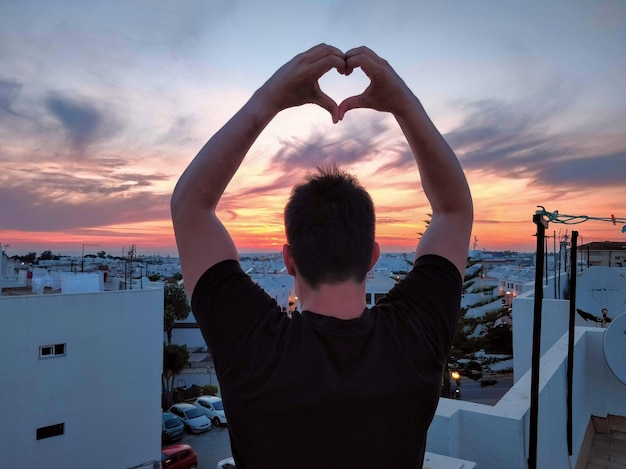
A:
<box><xmin>337</xmin><ymin>46</ymin><xmax>417</xmax><ymax>121</ymax></box>
<box><xmin>336</xmin><ymin>46</ymin><xmax>473</xmax><ymax>277</ymax></box>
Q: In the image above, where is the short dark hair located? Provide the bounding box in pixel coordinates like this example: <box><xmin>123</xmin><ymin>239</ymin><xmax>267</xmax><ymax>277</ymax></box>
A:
<box><xmin>284</xmin><ymin>165</ymin><xmax>375</xmax><ymax>289</ymax></box>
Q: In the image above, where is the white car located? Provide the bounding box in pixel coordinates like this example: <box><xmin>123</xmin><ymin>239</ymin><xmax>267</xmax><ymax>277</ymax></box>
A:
<box><xmin>193</xmin><ymin>395</ymin><xmax>228</xmax><ymax>426</ymax></box>
<box><xmin>168</xmin><ymin>402</ymin><xmax>212</xmax><ymax>433</ymax></box>
<box><xmin>217</xmin><ymin>457</ymin><xmax>236</xmax><ymax>469</ymax></box>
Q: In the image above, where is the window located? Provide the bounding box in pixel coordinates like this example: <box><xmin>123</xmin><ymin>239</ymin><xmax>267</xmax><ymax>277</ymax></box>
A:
<box><xmin>36</xmin><ymin>423</ymin><xmax>64</xmax><ymax>440</ymax></box>
<box><xmin>39</xmin><ymin>343</ymin><xmax>66</xmax><ymax>358</ymax></box>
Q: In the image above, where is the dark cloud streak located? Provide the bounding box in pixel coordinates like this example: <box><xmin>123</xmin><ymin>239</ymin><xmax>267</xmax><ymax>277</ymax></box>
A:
<box><xmin>0</xmin><ymin>185</ymin><xmax>171</xmax><ymax>232</ymax></box>
<box><xmin>45</xmin><ymin>93</ymin><xmax>120</xmax><ymax>150</ymax></box>
<box><xmin>233</xmin><ymin>117</ymin><xmax>399</xmax><ymax>201</ymax></box>
<box><xmin>0</xmin><ymin>78</ymin><xmax>22</xmax><ymax>116</ymax></box>
<box><xmin>446</xmin><ymin>98</ymin><xmax>626</xmax><ymax>188</ymax></box>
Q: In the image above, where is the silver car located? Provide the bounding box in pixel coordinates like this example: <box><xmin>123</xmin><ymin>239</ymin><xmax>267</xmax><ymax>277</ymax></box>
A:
<box><xmin>168</xmin><ymin>402</ymin><xmax>212</xmax><ymax>433</ymax></box>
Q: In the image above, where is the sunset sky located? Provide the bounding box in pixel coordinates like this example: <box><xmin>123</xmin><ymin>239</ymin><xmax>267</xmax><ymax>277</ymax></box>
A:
<box><xmin>1</xmin><ymin>0</ymin><xmax>625</xmax><ymax>257</ymax></box>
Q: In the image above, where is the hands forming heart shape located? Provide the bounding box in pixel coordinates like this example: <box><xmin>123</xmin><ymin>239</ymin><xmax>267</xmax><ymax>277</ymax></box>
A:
<box><xmin>268</xmin><ymin>44</ymin><xmax>407</xmax><ymax>123</ymax></box>
<box><xmin>318</xmin><ymin>67</ymin><xmax>371</xmax><ymax>115</ymax></box>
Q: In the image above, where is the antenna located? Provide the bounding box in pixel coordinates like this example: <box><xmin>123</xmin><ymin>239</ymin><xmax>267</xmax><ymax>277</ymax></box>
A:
<box><xmin>603</xmin><ymin>312</ymin><xmax>626</xmax><ymax>385</ymax></box>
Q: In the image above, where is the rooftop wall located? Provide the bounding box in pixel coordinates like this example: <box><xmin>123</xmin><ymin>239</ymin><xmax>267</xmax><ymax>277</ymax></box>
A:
<box><xmin>427</xmin><ymin>266</ymin><xmax>626</xmax><ymax>468</ymax></box>
<box><xmin>429</xmin><ymin>324</ymin><xmax>626</xmax><ymax>467</ymax></box>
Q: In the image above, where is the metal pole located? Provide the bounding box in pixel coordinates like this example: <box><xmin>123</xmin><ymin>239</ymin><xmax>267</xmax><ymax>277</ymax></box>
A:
<box><xmin>567</xmin><ymin>231</ymin><xmax>578</xmax><ymax>455</ymax></box>
<box><xmin>81</xmin><ymin>243</ymin><xmax>100</xmax><ymax>273</ymax></box>
<box><xmin>543</xmin><ymin>236</ymin><xmax>549</xmax><ymax>285</ymax></box>
<box><xmin>553</xmin><ymin>231</ymin><xmax>557</xmax><ymax>299</ymax></box>
<box><xmin>529</xmin><ymin>211</ymin><xmax>548</xmax><ymax>469</ymax></box>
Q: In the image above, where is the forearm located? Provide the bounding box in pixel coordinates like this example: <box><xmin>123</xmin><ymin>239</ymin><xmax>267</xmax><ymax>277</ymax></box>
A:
<box><xmin>395</xmin><ymin>97</ymin><xmax>472</xmax><ymax>218</ymax></box>
<box><xmin>171</xmin><ymin>91</ymin><xmax>276</xmax><ymax>217</ymax></box>
<box><xmin>170</xmin><ymin>44</ymin><xmax>345</xmax><ymax>293</ymax></box>
<box><xmin>394</xmin><ymin>95</ymin><xmax>472</xmax><ymax>273</ymax></box>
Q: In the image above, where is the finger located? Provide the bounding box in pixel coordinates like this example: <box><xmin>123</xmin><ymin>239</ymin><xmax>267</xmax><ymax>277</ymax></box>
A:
<box><xmin>344</xmin><ymin>46</ymin><xmax>375</xmax><ymax>76</ymax></box>
<box><xmin>308</xmin><ymin>53</ymin><xmax>346</xmax><ymax>76</ymax></box>
<box><xmin>345</xmin><ymin>46</ymin><xmax>388</xmax><ymax>78</ymax></box>
<box><xmin>301</xmin><ymin>43</ymin><xmax>345</xmax><ymax>65</ymax></box>
<box><xmin>314</xmin><ymin>91</ymin><xmax>340</xmax><ymax>123</ymax></box>
<box><xmin>344</xmin><ymin>45</ymin><xmax>379</xmax><ymax>60</ymax></box>
<box><xmin>345</xmin><ymin>53</ymin><xmax>379</xmax><ymax>78</ymax></box>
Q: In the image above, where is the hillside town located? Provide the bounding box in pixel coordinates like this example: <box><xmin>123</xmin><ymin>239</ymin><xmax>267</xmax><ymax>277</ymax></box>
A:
<box><xmin>1</xmin><ymin>241</ymin><xmax>625</xmax><ymax>468</ymax></box>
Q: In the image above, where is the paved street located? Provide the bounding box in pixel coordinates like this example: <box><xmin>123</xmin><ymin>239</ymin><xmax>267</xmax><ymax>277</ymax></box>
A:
<box><xmin>451</xmin><ymin>375</ymin><xmax>514</xmax><ymax>405</ymax></box>
<box><xmin>163</xmin><ymin>424</ymin><xmax>232</xmax><ymax>469</ymax></box>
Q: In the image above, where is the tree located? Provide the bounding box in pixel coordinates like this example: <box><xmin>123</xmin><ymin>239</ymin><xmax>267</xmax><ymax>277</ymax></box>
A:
<box><xmin>163</xmin><ymin>343</ymin><xmax>189</xmax><ymax>408</ymax></box>
<box><xmin>39</xmin><ymin>250</ymin><xmax>54</xmax><ymax>261</ymax></box>
<box><xmin>164</xmin><ymin>283</ymin><xmax>191</xmax><ymax>344</ymax></box>
<box><xmin>97</xmin><ymin>250</ymin><xmax>106</xmax><ymax>258</ymax></box>
<box><xmin>417</xmin><ymin>213</ymin><xmax>432</xmax><ymax>240</ymax></box>
<box><xmin>15</xmin><ymin>252</ymin><xmax>37</xmax><ymax>264</ymax></box>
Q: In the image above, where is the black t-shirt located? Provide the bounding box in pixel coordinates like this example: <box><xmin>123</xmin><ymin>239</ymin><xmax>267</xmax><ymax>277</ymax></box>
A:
<box><xmin>192</xmin><ymin>254</ymin><xmax>461</xmax><ymax>469</ymax></box>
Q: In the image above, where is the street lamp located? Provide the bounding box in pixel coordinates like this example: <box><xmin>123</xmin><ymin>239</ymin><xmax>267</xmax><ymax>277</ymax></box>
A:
<box><xmin>81</xmin><ymin>244</ymin><xmax>100</xmax><ymax>272</ymax></box>
<box><xmin>451</xmin><ymin>370</ymin><xmax>461</xmax><ymax>399</ymax></box>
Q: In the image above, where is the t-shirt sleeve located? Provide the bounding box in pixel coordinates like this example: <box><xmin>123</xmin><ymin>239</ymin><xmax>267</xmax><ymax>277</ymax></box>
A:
<box><xmin>191</xmin><ymin>260</ymin><xmax>284</xmax><ymax>375</ymax></box>
<box><xmin>377</xmin><ymin>254</ymin><xmax>462</xmax><ymax>363</ymax></box>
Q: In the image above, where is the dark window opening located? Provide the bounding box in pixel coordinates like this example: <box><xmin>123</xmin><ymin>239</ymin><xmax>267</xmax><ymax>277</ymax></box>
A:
<box><xmin>37</xmin><ymin>423</ymin><xmax>64</xmax><ymax>440</ymax></box>
<box><xmin>39</xmin><ymin>343</ymin><xmax>66</xmax><ymax>358</ymax></box>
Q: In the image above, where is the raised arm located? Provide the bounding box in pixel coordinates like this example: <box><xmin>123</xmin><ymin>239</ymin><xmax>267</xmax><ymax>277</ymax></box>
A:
<box><xmin>171</xmin><ymin>44</ymin><xmax>346</xmax><ymax>295</ymax></box>
<box><xmin>339</xmin><ymin>47</ymin><xmax>473</xmax><ymax>277</ymax></box>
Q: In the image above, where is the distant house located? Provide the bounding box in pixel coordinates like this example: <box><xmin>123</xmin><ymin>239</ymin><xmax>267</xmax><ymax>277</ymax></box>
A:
<box><xmin>577</xmin><ymin>241</ymin><xmax>626</xmax><ymax>268</ymax></box>
<box><xmin>0</xmin><ymin>276</ymin><xmax>163</xmax><ymax>468</ymax></box>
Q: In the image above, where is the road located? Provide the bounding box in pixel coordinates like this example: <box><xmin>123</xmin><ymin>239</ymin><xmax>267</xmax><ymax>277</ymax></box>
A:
<box><xmin>164</xmin><ymin>424</ymin><xmax>231</xmax><ymax>469</ymax></box>
<box><xmin>451</xmin><ymin>375</ymin><xmax>514</xmax><ymax>405</ymax></box>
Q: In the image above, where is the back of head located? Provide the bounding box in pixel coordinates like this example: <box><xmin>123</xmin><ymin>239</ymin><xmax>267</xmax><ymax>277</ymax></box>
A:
<box><xmin>284</xmin><ymin>165</ymin><xmax>375</xmax><ymax>289</ymax></box>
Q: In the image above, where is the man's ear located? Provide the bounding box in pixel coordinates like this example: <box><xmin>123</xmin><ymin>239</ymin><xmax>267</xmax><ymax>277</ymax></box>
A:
<box><xmin>369</xmin><ymin>242</ymin><xmax>380</xmax><ymax>270</ymax></box>
<box><xmin>283</xmin><ymin>244</ymin><xmax>296</xmax><ymax>276</ymax></box>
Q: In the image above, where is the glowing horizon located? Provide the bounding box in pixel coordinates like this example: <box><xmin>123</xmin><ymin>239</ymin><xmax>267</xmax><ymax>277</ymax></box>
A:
<box><xmin>1</xmin><ymin>1</ymin><xmax>625</xmax><ymax>258</ymax></box>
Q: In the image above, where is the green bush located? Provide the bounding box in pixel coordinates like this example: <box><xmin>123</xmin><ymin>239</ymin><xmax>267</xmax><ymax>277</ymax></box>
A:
<box><xmin>201</xmin><ymin>384</ymin><xmax>219</xmax><ymax>396</ymax></box>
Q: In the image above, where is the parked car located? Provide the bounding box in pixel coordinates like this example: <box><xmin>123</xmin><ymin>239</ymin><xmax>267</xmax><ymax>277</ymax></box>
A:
<box><xmin>162</xmin><ymin>411</ymin><xmax>185</xmax><ymax>442</ymax></box>
<box><xmin>162</xmin><ymin>444</ymin><xmax>198</xmax><ymax>469</ymax></box>
<box><xmin>193</xmin><ymin>395</ymin><xmax>228</xmax><ymax>426</ymax></box>
<box><xmin>217</xmin><ymin>456</ymin><xmax>236</xmax><ymax>469</ymax></box>
<box><xmin>168</xmin><ymin>403</ymin><xmax>212</xmax><ymax>433</ymax></box>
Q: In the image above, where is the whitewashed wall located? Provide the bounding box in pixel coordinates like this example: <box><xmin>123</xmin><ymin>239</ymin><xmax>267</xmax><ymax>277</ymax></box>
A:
<box><xmin>0</xmin><ymin>284</ymin><xmax>163</xmax><ymax>468</ymax></box>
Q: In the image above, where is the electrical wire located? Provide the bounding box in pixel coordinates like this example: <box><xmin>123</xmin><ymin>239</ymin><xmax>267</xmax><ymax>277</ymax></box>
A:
<box><xmin>536</xmin><ymin>206</ymin><xmax>626</xmax><ymax>233</ymax></box>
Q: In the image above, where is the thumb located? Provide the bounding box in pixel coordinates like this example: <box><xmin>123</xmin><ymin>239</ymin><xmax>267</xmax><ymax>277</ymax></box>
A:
<box><xmin>314</xmin><ymin>91</ymin><xmax>340</xmax><ymax>124</ymax></box>
<box><xmin>338</xmin><ymin>94</ymin><xmax>367</xmax><ymax>121</ymax></box>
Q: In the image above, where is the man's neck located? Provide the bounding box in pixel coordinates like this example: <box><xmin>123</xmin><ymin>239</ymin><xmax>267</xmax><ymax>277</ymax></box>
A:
<box><xmin>296</xmin><ymin>278</ymin><xmax>367</xmax><ymax>320</ymax></box>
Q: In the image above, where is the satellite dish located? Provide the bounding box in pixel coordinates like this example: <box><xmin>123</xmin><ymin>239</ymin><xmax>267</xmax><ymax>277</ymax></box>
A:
<box><xmin>603</xmin><ymin>312</ymin><xmax>626</xmax><ymax>385</ymax></box>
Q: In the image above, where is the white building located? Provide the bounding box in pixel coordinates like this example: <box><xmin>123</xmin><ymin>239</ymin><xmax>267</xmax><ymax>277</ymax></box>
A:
<box><xmin>0</xmin><ymin>277</ymin><xmax>164</xmax><ymax>469</ymax></box>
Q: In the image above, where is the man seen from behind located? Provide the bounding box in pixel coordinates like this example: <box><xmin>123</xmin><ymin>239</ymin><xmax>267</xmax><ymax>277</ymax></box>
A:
<box><xmin>171</xmin><ymin>44</ymin><xmax>474</xmax><ymax>468</ymax></box>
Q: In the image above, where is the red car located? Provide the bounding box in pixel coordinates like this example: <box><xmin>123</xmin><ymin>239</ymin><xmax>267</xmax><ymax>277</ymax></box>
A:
<box><xmin>161</xmin><ymin>444</ymin><xmax>198</xmax><ymax>469</ymax></box>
